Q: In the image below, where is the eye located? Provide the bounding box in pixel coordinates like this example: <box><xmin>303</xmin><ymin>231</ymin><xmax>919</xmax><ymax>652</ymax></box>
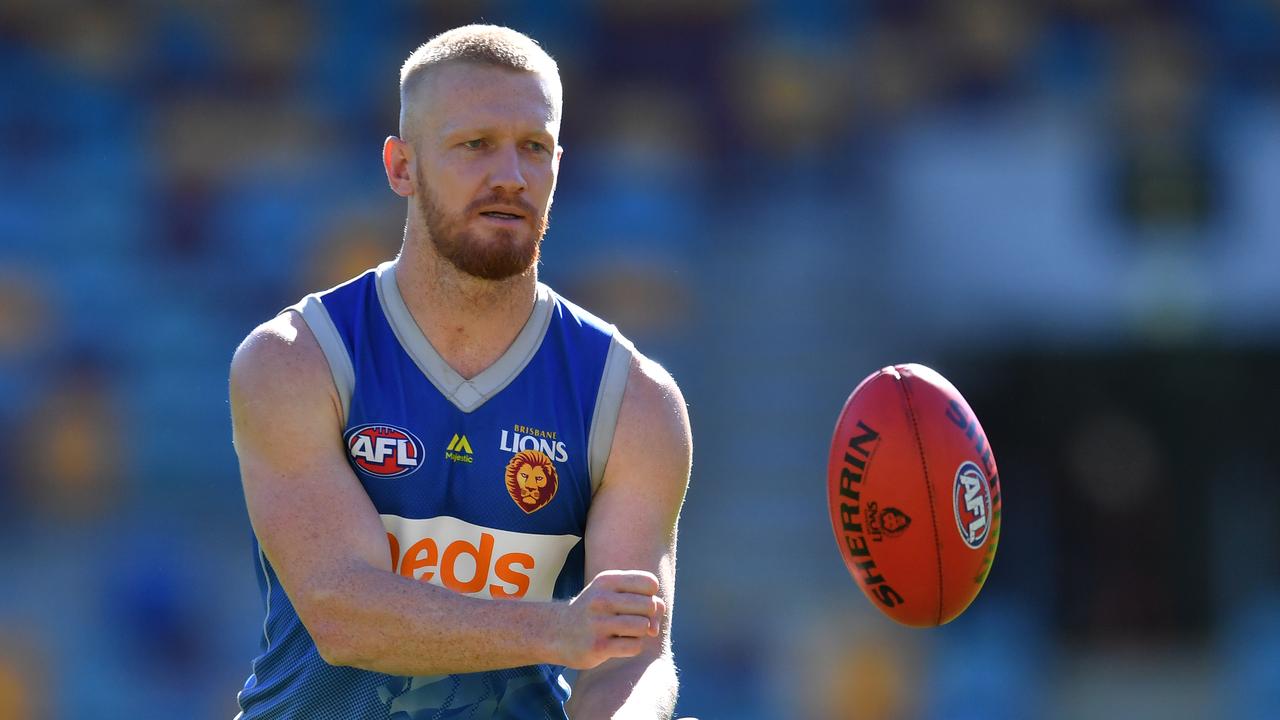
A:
<box><xmin>526</xmin><ymin>140</ymin><xmax>550</xmax><ymax>154</ymax></box>
<box><xmin>462</xmin><ymin>139</ymin><xmax>487</xmax><ymax>150</ymax></box>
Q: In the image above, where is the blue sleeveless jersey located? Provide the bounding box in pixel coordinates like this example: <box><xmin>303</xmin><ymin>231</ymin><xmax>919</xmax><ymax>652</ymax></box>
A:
<box><xmin>237</xmin><ymin>261</ymin><xmax>635</xmax><ymax>719</ymax></box>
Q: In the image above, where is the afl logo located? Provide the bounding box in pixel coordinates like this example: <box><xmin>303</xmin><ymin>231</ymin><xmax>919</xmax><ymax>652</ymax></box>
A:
<box><xmin>953</xmin><ymin>461</ymin><xmax>992</xmax><ymax>549</ymax></box>
<box><xmin>345</xmin><ymin>424</ymin><xmax>423</xmax><ymax>478</ymax></box>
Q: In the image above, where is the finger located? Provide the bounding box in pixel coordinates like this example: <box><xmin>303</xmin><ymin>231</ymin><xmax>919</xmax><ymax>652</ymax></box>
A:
<box><xmin>653</xmin><ymin>596</ymin><xmax>666</xmax><ymax>627</ymax></box>
<box><xmin>594</xmin><ymin>570</ymin><xmax>659</xmax><ymax>596</ymax></box>
<box><xmin>601</xmin><ymin>591</ymin><xmax>662</xmax><ymax>618</ymax></box>
<box><xmin>602</xmin><ymin>636</ymin><xmax>644</xmax><ymax>659</ymax></box>
<box><xmin>602</xmin><ymin>613</ymin><xmax>653</xmax><ymax>638</ymax></box>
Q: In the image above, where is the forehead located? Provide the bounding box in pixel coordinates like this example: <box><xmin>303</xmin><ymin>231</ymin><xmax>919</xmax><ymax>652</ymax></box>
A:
<box><xmin>413</xmin><ymin>62</ymin><xmax>559</xmax><ymax>137</ymax></box>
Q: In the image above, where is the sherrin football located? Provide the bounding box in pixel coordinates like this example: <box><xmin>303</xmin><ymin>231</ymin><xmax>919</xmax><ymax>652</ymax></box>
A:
<box><xmin>827</xmin><ymin>364</ymin><xmax>1001</xmax><ymax>627</ymax></box>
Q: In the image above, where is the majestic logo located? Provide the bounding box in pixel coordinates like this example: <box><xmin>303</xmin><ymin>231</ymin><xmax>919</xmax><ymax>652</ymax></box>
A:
<box><xmin>445</xmin><ymin>434</ymin><xmax>474</xmax><ymax>464</ymax></box>
<box><xmin>953</xmin><ymin>461</ymin><xmax>992</xmax><ymax>549</ymax></box>
<box><xmin>346</xmin><ymin>424</ymin><xmax>422</xmax><ymax>478</ymax></box>
<box><xmin>504</xmin><ymin>449</ymin><xmax>559</xmax><ymax>514</ymax></box>
<box><xmin>866</xmin><ymin>501</ymin><xmax>912</xmax><ymax>541</ymax></box>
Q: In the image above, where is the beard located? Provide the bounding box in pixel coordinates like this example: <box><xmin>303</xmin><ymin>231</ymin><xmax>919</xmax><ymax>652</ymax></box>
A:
<box><xmin>416</xmin><ymin>172</ymin><xmax>549</xmax><ymax>281</ymax></box>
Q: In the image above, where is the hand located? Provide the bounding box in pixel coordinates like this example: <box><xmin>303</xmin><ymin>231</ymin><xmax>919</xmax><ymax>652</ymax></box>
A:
<box><xmin>554</xmin><ymin>570</ymin><xmax>665</xmax><ymax>670</ymax></box>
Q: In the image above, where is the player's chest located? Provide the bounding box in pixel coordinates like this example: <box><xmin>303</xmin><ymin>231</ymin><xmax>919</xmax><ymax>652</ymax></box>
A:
<box><xmin>342</xmin><ymin>386</ymin><xmax>592</xmax><ymax>536</ymax></box>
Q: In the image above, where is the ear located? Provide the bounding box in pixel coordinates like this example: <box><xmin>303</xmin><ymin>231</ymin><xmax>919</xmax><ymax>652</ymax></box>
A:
<box><xmin>383</xmin><ymin>136</ymin><xmax>415</xmax><ymax>198</ymax></box>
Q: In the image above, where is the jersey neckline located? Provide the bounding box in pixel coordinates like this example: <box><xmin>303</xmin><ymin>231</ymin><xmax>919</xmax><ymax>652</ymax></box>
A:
<box><xmin>374</xmin><ymin>260</ymin><xmax>554</xmax><ymax>413</ymax></box>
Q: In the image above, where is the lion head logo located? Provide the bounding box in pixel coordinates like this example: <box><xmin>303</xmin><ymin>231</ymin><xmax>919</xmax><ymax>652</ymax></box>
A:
<box><xmin>504</xmin><ymin>449</ymin><xmax>559</xmax><ymax>514</ymax></box>
<box><xmin>879</xmin><ymin>506</ymin><xmax>912</xmax><ymax>536</ymax></box>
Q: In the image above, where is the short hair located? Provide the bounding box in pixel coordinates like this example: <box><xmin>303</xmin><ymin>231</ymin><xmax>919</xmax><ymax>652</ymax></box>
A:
<box><xmin>399</xmin><ymin>25</ymin><xmax>562</xmax><ymax>131</ymax></box>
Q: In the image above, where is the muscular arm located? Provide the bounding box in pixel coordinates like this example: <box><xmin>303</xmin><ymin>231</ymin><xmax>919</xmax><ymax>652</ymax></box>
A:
<box><xmin>565</xmin><ymin>354</ymin><xmax>693</xmax><ymax>719</ymax></box>
<box><xmin>230</xmin><ymin>313</ymin><xmax>659</xmax><ymax>675</ymax></box>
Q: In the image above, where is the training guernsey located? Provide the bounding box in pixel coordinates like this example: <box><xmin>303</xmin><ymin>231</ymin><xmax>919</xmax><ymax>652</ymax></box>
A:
<box><xmin>236</xmin><ymin>260</ymin><xmax>634</xmax><ymax>719</ymax></box>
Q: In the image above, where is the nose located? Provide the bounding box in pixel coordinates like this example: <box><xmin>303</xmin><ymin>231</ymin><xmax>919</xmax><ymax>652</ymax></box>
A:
<box><xmin>488</xmin><ymin>144</ymin><xmax>527</xmax><ymax>195</ymax></box>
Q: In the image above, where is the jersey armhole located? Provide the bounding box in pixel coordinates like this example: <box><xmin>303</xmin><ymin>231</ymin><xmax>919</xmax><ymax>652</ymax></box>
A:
<box><xmin>281</xmin><ymin>295</ymin><xmax>355</xmax><ymax>425</ymax></box>
<box><xmin>586</xmin><ymin>331</ymin><xmax>635</xmax><ymax>495</ymax></box>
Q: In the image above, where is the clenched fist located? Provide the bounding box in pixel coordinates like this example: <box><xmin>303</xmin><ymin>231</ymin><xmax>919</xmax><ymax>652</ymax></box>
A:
<box><xmin>553</xmin><ymin>570</ymin><xmax>666</xmax><ymax>670</ymax></box>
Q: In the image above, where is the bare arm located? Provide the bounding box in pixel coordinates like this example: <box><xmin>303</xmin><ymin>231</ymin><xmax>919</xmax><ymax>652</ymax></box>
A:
<box><xmin>565</xmin><ymin>353</ymin><xmax>693</xmax><ymax>719</ymax></box>
<box><xmin>230</xmin><ymin>312</ymin><xmax>660</xmax><ymax>675</ymax></box>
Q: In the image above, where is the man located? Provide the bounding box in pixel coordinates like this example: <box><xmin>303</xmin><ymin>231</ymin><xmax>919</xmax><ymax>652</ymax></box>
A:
<box><xmin>229</xmin><ymin>25</ymin><xmax>691</xmax><ymax>719</ymax></box>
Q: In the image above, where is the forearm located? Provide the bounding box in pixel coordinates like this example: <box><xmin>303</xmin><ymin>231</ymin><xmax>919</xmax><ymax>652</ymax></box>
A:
<box><xmin>302</xmin><ymin>562</ymin><xmax>562</xmax><ymax>675</ymax></box>
<box><xmin>565</xmin><ymin>653</ymin><xmax>678</xmax><ymax>720</ymax></box>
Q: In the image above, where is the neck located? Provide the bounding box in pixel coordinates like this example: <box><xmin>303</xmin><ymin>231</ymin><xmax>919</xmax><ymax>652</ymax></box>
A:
<box><xmin>393</xmin><ymin>227</ymin><xmax>539</xmax><ymax>380</ymax></box>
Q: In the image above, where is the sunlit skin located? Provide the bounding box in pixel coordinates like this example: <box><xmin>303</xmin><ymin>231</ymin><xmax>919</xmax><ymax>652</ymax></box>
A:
<box><xmin>388</xmin><ymin>61</ymin><xmax>563</xmax><ymax>282</ymax></box>
<box><xmin>517</xmin><ymin>463</ymin><xmax>548</xmax><ymax>503</ymax></box>
<box><xmin>380</xmin><ymin>61</ymin><xmax>565</xmax><ymax>380</ymax></box>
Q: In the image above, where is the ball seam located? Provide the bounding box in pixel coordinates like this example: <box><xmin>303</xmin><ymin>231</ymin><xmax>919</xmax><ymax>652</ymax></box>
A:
<box><xmin>898</xmin><ymin>372</ymin><xmax>944</xmax><ymax>626</ymax></box>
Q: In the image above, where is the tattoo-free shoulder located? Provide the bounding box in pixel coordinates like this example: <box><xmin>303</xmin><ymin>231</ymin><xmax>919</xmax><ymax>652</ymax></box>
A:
<box><xmin>628</xmin><ymin>353</ymin><xmax>687</xmax><ymax>424</ymax></box>
<box><xmin>229</xmin><ymin>311</ymin><xmax>341</xmax><ymax>428</ymax></box>
<box><xmin>609</xmin><ymin>350</ymin><xmax>693</xmax><ymax>487</ymax></box>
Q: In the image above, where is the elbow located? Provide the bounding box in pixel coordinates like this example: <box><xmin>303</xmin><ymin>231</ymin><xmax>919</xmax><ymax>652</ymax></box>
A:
<box><xmin>312</xmin><ymin>626</ymin><xmax>359</xmax><ymax>668</ymax></box>
<box><xmin>297</xmin><ymin>585</ymin><xmax>366</xmax><ymax>668</ymax></box>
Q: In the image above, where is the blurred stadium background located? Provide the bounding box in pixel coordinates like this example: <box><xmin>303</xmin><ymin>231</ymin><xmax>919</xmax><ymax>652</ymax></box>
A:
<box><xmin>2</xmin><ymin>0</ymin><xmax>1280</xmax><ymax>718</ymax></box>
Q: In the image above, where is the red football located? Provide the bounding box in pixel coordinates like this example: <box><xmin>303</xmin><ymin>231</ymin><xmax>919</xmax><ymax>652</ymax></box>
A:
<box><xmin>827</xmin><ymin>364</ymin><xmax>1002</xmax><ymax>627</ymax></box>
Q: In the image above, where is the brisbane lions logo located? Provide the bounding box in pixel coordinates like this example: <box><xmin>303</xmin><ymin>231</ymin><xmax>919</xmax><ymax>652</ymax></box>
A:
<box><xmin>866</xmin><ymin>501</ymin><xmax>912</xmax><ymax>541</ymax></box>
<box><xmin>504</xmin><ymin>449</ymin><xmax>559</xmax><ymax>514</ymax></box>
<box><xmin>878</xmin><ymin>506</ymin><xmax>912</xmax><ymax>536</ymax></box>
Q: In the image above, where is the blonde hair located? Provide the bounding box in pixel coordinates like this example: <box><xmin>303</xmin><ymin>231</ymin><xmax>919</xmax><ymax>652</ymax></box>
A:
<box><xmin>399</xmin><ymin>25</ymin><xmax>562</xmax><ymax>131</ymax></box>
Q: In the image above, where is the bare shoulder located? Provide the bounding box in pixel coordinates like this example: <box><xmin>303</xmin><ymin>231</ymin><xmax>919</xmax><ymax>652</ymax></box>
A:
<box><xmin>231</xmin><ymin>311</ymin><xmax>325</xmax><ymax>390</ymax></box>
<box><xmin>230</xmin><ymin>311</ymin><xmax>341</xmax><ymax>445</ymax></box>
<box><xmin>608</xmin><ymin>349</ymin><xmax>692</xmax><ymax>497</ymax></box>
<box><xmin>619</xmin><ymin>351</ymin><xmax>690</xmax><ymax>448</ymax></box>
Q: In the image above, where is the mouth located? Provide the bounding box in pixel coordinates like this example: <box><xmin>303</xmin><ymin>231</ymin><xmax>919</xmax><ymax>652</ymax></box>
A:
<box><xmin>475</xmin><ymin>201</ymin><xmax>531</xmax><ymax>224</ymax></box>
<box><xmin>479</xmin><ymin>211</ymin><xmax>524</xmax><ymax>221</ymax></box>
